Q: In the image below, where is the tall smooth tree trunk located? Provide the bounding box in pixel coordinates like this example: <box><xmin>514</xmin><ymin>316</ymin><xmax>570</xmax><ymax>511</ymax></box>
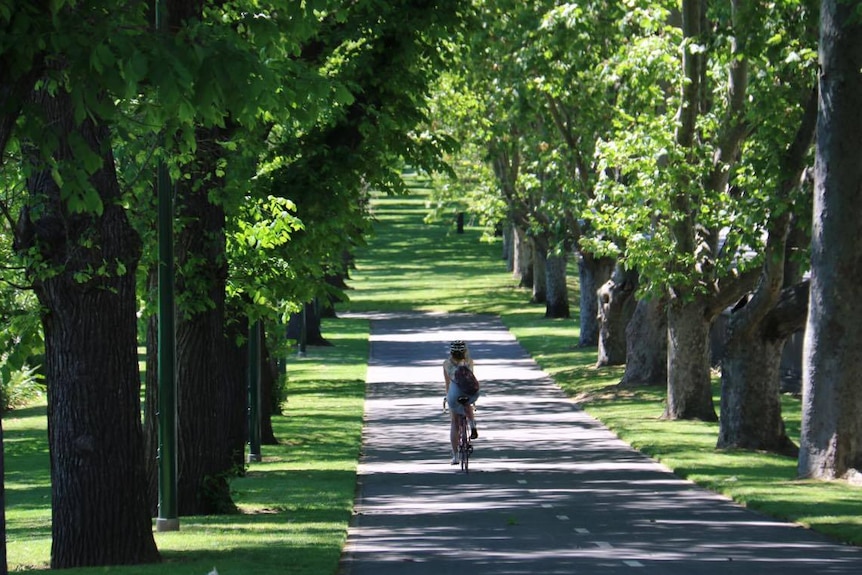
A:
<box><xmin>665</xmin><ymin>297</ymin><xmax>717</xmax><ymax>421</ymax></box>
<box><xmin>224</xmin><ymin>307</ymin><xmax>250</xmax><ymax>468</ymax></box>
<box><xmin>532</xmin><ymin>244</ymin><xmax>547</xmax><ymax>304</ymax></box>
<box><xmin>21</xmin><ymin>89</ymin><xmax>158</xmax><ymax>568</ymax></box>
<box><xmin>620</xmin><ymin>296</ymin><xmax>668</xmax><ymax>387</ymax></box>
<box><xmin>503</xmin><ymin>221</ymin><xmax>514</xmax><ymax>271</ymax></box>
<box><xmin>799</xmin><ymin>0</ymin><xmax>862</xmax><ymax>480</ymax></box>
<box><xmin>577</xmin><ymin>252</ymin><xmax>615</xmax><ymax>347</ymax></box>
<box><xmin>545</xmin><ymin>252</ymin><xmax>569</xmax><ymax>319</ymax></box>
<box><xmin>513</xmin><ymin>226</ymin><xmax>533</xmax><ymax>288</ymax></box>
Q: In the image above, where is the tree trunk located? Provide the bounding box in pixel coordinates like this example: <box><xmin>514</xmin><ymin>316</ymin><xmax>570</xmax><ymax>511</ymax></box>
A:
<box><xmin>545</xmin><ymin>251</ymin><xmax>569</xmax><ymax>319</ymax></box>
<box><xmin>223</xmin><ymin>307</ymin><xmax>250</xmax><ymax>469</ymax></box>
<box><xmin>503</xmin><ymin>221</ymin><xmax>514</xmax><ymax>271</ymax></box>
<box><xmin>21</xmin><ymin>89</ymin><xmax>159</xmax><ymax>568</ymax></box>
<box><xmin>532</xmin><ymin>245</ymin><xmax>547</xmax><ymax>304</ymax></box>
<box><xmin>577</xmin><ymin>251</ymin><xmax>615</xmax><ymax>347</ymax></box>
<box><xmin>718</xmin><ymin>283</ymin><xmax>807</xmax><ymax>455</ymax></box>
<box><xmin>665</xmin><ymin>296</ymin><xmax>717</xmax><ymax>421</ymax></box>
<box><xmin>513</xmin><ymin>226</ymin><xmax>533</xmax><ymax>288</ymax></box>
<box><xmin>596</xmin><ymin>266</ymin><xmax>638</xmax><ymax>367</ymax></box>
<box><xmin>288</xmin><ymin>300</ymin><xmax>332</xmax><ymax>346</ymax></box>
<box><xmin>620</xmin><ymin>296</ymin><xmax>668</xmax><ymax>387</ymax></box>
<box><xmin>260</xmin><ymin>328</ymin><xmax>279</xmax><ymax>444</ymax></box>
<box><xmin>174</xmin><ymin>126</ymin><xmax>237</xmax><ymax>515</ymax></box>
<box><xmin>799</xmin><ymin>0</ymin><xmax>862</xmax><ymax>480</ymax></box>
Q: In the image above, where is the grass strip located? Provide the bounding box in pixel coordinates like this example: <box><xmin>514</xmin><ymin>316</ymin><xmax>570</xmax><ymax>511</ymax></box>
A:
<box><xmin>4</xmin><ymin>316</ymin><xmax>368</xmax><ymax>574</ymax></box>
<box><xmin>347</xmin><ymin>176</ymin><xmax>862</xmax><ymax>547</ymax></box>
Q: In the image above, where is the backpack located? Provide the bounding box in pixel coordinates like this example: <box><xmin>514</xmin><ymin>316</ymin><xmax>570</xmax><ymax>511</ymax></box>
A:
<box><xmin>453</xmin><ymin>365</ymin><xmax>480</xmax><ymax>395</ymax></box>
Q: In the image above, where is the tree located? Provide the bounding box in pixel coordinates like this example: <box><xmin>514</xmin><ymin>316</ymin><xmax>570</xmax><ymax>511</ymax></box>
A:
<box><xmin>18</xmin><ymin>85</ymin><xmax>159</xmax><ymax>569</ymax></box>
<box><xmin>798</xmin><ymin>0</ymin><xmax>862</xmax><ymax>480</ymax></box>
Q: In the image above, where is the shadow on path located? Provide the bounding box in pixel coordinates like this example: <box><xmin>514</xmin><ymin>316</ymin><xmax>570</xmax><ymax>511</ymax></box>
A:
<box><xmin>339</xmin><ymin>313</ymin><xmax>862</xmax><ymax>574</ymax></box>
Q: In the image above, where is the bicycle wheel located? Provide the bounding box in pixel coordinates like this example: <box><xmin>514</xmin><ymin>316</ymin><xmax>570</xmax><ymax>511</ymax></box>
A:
<box><xmin>459</xmin><ymin>416</ymin><xmax>470</xmax><ymax>473</ymax></box>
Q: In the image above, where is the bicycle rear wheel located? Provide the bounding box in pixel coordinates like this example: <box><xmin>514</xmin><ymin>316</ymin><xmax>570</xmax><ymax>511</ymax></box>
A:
<box><xmin>459</xmin><ymin>417</ymin><xmax>470</xmax><ymax>473</ymax></box>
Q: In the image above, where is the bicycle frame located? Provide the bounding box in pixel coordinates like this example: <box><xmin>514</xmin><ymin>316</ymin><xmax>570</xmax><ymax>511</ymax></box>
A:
<box><xmin>455</xmin><ymin>398</ymin><xmax>473</xmax><ymax>473</ymax></box>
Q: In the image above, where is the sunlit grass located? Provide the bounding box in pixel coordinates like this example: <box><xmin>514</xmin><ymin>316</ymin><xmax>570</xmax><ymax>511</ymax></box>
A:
<box><xmin>344</xmin><ymin>176</ymin><xmax>862</xmax><ymax>547</ymax></box>
<box><xmin>4</xmin><ymin>317</ymin><xmax>368</xmax><ymax>574</ymax></box>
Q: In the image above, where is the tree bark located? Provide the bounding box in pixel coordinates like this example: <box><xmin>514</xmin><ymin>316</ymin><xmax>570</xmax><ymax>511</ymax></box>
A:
<box><xmin>20</xmin><ymin>89</ymin><xmax>159</xmax><ymax>568</ymax></box>
<box><xmin>260</xmin><ymin>328</ymin><xmax>279</xmax><ymax>444</ymax></box>
<box><xmin>717</xmin><ymin>80</ymin><xmax>817</xmax><ymax>455</ymax></box>
<box><xmin>799</xmin><ymin>0</ymin><xmax>862</xmax><ymax>480</ymax></box>
<box><xmin>532</xmin><ymin>244</ymin><xmax>547</xmax><ymax>304</ymax></box>
<box><xmin>513</xmin><ymin>226</ymin><xmax>533</xmax><ymax>288</ymax></box>
<box><xmin>577</xmin><ymin>251</ymin><xmax>615</xmax><ymax>347</ymax></box>
<box><xmin>287</xmin><ymin>300</ymin><xmax>332</xmax><ymax>347</ymax></box>
<box><xmin>223</xmin><ymin>307</ymin><xmax>250</xmax><ymax>469</ymax></box>
<box><xmin>620</xmin><ymin>296</ymin><xmax>668</xmax><ymax>387</ymax></box>
<box><xmin>665</xmin><ymin>296</ymin><xmax>717</xmax><ymax>421</ymax></box>
<box><xmin>174</xmin><ymin>126</ymin><xmax>238</xmax><ymax>515</ymax></box>
<box><xmin>596</xmin><ymin>265</ymin><xmax>638</xmax><ymax>367</ymax></box>
<box><xmin>545</xmin><ymin>251</ymin><xmax>569</xmax><ymax>319</ymax></box>
<box><xmin>718</xmin><ymin>282</ymin><xmax>807</xmax><ymax>455</ymax></box>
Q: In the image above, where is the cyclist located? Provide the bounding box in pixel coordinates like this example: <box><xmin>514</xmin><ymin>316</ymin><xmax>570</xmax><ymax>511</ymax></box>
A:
<box><xmin>444</xmin><ymin>340</ymin><xmax>479</xmax><ymax>464</ymax></box>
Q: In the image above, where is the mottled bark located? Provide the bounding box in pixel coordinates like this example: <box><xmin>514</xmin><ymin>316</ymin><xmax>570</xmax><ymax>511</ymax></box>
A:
<box><xmin>620</xmin><ymin>296</ymin><xmax>668</xmax><ymax>387</ymax></box>
<box><xmin>799</xmin><ymin>0</ymin><xmax>862</xmax><ymax>480</ymax></box>
<box><xmin>718</xmin><ymin>282</ymin><xmax>807</xmax><ymax>455</ymax></box>
<box><xmin>665</xmin><ymin>296</ymin><xmax>717</xmax><ymax>421</ymax></box>
<box><xmin>21</xmin><ymin>88</ymin><xmax>158</xmax><ymax>567</ymax></box>
<box><xmin>513</xmin><ymin>226</ymin><xmax>533</xmax><ymax>288</ymax></box>
<box><xmin>577</xmin><ymin>252</ymin><xmax>615</xmax><ymax>347</ymax></box>
<box><xmin>596</xmin><ymin>266</ymin><xmax>638</xmax><ymax>367</ymax></box>
<box><xmin>545</xmin><ymin>252</ymin><xmax>569</xmax><ymax>319</ymax></box>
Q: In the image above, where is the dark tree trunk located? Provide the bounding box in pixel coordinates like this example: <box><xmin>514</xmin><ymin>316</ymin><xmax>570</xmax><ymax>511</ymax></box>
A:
<box><xmin>620</xmin><ymin>296</ymin><xmax>668</xmax><ymax>387</ymax></box>
<box><xmin>718</xmin><ymin>282</ymin><xmax>808</xmax><ymax>455</ymax></box>
<box><xmin>545</xmin><ymin>251</ymin><xmax>569</xmax><ymax>319</ymax></box>
<box><xmin>287</xmin><ymin>300</ymin><xmax>332</xmax><ymax>346</ymax></box>
<box><xmin>174</xmin><ymin>126</ymin><xmax>237</xmax><ymax>515</ymax></box>
<box><xmin>799</xmin><ymin>0</ymin><xmax>862</xmax><ymax>480</ymax></box>
<box><xmin>665</xmin><ymin>296</ymin><xmax>717</xmax><ymax>421</ymax></box>
<box><xmin>456</xmin><ymin>212</ymin><xmax>465</xmax><ymax>233</ymax></box>
<box><xmin>532</xmin><ymin>245</ymin><xmax>547</xmax><ymax>304</ymax></box>
<box><xmin>577</xmin><ymin>251</ymin><xmax>615</xmax><ymax>347</ymax></box>
<box><xmin>224</xmin><ymin>309</ymin><xmax>250</xmax><ymax>470</ymax></box>
<box><xmin>20</xmin><ymin>89</ymin><xmax>159</xmax><ymax>568</ymax></box>
<box><xmin>596</xmin><ymin>266</ymin><xmax>638</xmax><ymax>367</ymax></box>
<box><xmin>260</xmin><ymin>328</ymin><xmax>279</xmax><ymax>444</ymax></box>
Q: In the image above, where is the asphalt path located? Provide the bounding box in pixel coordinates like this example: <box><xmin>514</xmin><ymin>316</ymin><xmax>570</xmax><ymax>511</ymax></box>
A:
<box><xmin>338</xmin><ymin>312</ymin><xmax>862</xmax><ymax>574</ymax></box>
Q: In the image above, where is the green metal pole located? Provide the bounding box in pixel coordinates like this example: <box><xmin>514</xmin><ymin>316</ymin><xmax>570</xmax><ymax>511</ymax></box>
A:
<box><xmin>155</xmin><ymin>0</ymin><xmax>179</xmax><ymax>533</ymax></box>
<box><xmin>248</xmin><ymin>319</ymin><xmax>262</xmax><ymax>463</ymax></box>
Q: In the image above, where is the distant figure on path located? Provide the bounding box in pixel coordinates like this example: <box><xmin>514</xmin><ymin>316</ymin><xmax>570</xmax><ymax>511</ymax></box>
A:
<box><xmin>443</xmin><ymin>340</ymin><xmax>480</xmax><ymax>464</ymax></box>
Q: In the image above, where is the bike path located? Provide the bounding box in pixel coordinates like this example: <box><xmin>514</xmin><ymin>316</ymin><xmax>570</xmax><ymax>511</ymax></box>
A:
<box><xmin>338</xmin><ymin>312</ymin><xmax>862</xmax><ymax>575</ymax></box>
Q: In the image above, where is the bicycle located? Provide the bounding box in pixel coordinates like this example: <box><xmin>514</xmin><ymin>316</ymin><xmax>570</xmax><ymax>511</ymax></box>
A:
<box><xmin>445</xmin><ymin>395</ymin><xmax>474</xmax><ymax>473</ymax></box>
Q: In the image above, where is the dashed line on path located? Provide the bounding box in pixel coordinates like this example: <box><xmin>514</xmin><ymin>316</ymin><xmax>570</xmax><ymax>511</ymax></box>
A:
<box><xmin>517</xmin><ymin>479</ymin><xmax>527</xmax><ymax>484</ymax></box>
<box><xmin>595</xmin><ymin>541</ymin><xmax>614</xmax><ymax>549</ymax></box>
<box><xmin>624</xmin><ymin>560</ymin><xmax>644</xmax><ymax>567</ymax></box>
<box><xmin>541</xmin><ymin>503</ymin><xmax>552</xmax><ymax>509</ymax></box>
<box><xmin>574</xmin><ymin>528</ymin><xmax>590</xmax><ymax>534</ymax></box>
<box><xmin>556</xmin><ymin>515</ymin><xmax>570</xmax><ymax>521</ymax></box>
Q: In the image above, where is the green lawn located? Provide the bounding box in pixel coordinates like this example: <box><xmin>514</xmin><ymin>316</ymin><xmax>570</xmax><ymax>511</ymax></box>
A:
<box><xmin>4</xmin><ymin>172</ymin><xmax>861</xmax><ymax>574</ymax></box>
